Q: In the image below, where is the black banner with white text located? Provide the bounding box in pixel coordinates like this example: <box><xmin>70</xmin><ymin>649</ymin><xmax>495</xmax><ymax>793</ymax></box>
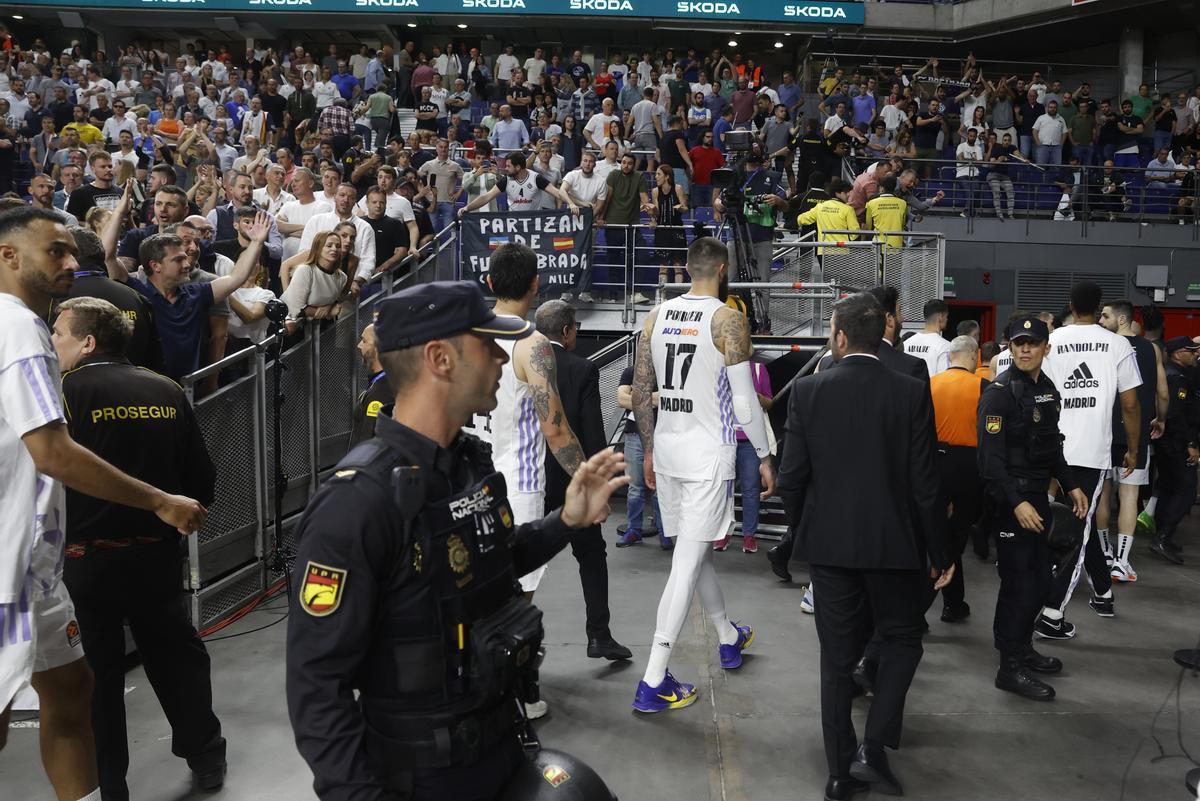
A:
<box><xmin>459</xmin><ymin>209</ymin><xmax>593</xmax><ymax>293</ymax></box>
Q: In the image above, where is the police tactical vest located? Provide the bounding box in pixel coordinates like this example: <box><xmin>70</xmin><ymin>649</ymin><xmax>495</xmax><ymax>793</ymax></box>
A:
<box><xmin>1002</xmin><ymin>374</ymin><xmax>1063</xmax><ymax>468</ymax></box>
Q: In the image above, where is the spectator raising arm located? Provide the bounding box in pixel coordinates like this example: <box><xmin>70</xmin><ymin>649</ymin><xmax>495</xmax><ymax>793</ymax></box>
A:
<box><xmin>211</xmin><ymin>211</ymin><xmax>271</xmax><ymax>303</ymax></box>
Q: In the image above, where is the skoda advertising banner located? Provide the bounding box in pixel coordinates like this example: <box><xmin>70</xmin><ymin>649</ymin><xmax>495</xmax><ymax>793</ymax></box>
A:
<box><xmin>17</xmin><ymin>0</ymin><xmax>866</xmax><ymax>24</ymax></box>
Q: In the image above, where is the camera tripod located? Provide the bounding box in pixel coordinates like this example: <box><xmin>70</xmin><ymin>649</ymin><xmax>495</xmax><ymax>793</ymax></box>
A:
<box><xmin>714</xmin><ymin>208</ymin><xmax>769</xmax><ymax>333</ymax></box>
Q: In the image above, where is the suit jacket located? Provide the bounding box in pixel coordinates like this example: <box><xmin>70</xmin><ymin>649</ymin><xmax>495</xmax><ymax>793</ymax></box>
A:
<box><xmin>817</xmin><ymin>339</ymin><xmax>929</xmax><ymax>386</ymax></box>
<box><xmin>544</xmin><ymin>343</ymin><xmax>606</xmax><ymax>502</ymax></box>
<box><xmin>777</xmin><ymin>355</ymin><xmax>947</xmax><ymax>571</ymax></box>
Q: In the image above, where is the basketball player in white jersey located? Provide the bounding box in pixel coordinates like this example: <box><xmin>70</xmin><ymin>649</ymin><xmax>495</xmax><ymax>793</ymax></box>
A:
<box><xmin>903</xmin><ymin>299</ymin><xmax>952</xmax><ymax>376</ymax></box>
<box><xmin>457</xmin><ymin>151</ymin><xmax>580</xmax><ymax>215</ymax></box>
<box><xmin>630</xmin><ymin>236</ymin><xmax>776</xmax><ymax>713</ymax></box>
<box><xmin>470</xmin><ymin>243</ymin><xmax>588</xmax><ymax>718</ymax></box>
<box><xmin>0</xmin><ymin>208</ymin><xmax>206</xmax><ymax>801</ymax></box>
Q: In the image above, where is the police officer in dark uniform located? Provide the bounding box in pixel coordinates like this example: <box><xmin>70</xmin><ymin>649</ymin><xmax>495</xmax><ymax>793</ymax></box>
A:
<box><xmin>1147</xmin><ymin>336</ymin><xmax>1200</xmax><ymax>563</ymax></box>
<box><xmin>66</xmin><ymin>225</ymin><xmax>164</xmax><ymax>372</ymax></box>
<box><xmin>286</xmin><ymin>280</ymin><xmax>628</xmax><ymax>801</ymax></box>
<box><xmin>51</xmin><ymin>296</ymin><xmax>225</xmax><ymax>799</ymax></box>
<box><xmin>350</xmin><ymin>322</ymin><xmax>393</xmax><ymax>447</ymax></box>
<box><xmin>977</xmin><ymin>316</ymin><xmax>1088</xmax><ymax>702</ymax></box>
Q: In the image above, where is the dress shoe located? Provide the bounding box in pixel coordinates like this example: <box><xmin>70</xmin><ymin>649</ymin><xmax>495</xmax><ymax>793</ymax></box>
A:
<box><xmin>1023</xmin><ymin>649</ymin><xmax>1063</xmax><ymax>674</ymax></box>
<box><xmin>940</xmin><ymin>602</ymin><xmax>970</xmax><ymax>623</ymax></box>
<box><xmin>995</xmin><ymin>662</ymin><xmax>1055</xmax><ymax>701</ymax></box>
<box><xmin>824</xmin><ymin>775</ymin><xmax>870</xmax><ymax>801</ymax></box>
<box><xmin>767</xmin><ymin>544</ymin><xmax>792</xmax><ymax>582</ymax></box>
<box><xmin>851</xmin><ymin>656</ymin><xmax>877</xmax><ymax>695</ymax></box>
<box><xmin>849</xmin><ymin>743</ymin><xmax>903</xmax><ymax>795</ymax></box>
<box><xmin>587</xmin><ymin>636</ymin><xmax>632</xmax><ymax>661</ymax></box>
<box><xmin>187</xmin><ymin>735</ymin><xmax>227</xmax><ymax>792</ymax></box>
<box><xmin>1149</xmin><ymin>536</ymin><xmax>1184</xmax><ymax>565</ymax></box>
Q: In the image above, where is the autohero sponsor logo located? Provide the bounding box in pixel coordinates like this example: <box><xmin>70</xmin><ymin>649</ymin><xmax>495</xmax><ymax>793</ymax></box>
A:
<box><xmin>571</xmin><ymin>0</ymin><xmax>633</xmax><ymax>9</ymax></box>
<box><xmin>463</xmin><ymin>0</ymin><xmax>525</xmax><ymax>7</ymax></box>
<box><xmin>357</xmin><ymin>0</ymin><xmax>419</xmax><ymax>6</ymax></box>
<box><xmin>676</xmin><ymin>1</ymin><xmax>741</xmax><ymax>14</ymax></box>
<box><xmin>784</xmin><ymin>4</ymin><xmax>849</xmax><ymax>18</ymax></box>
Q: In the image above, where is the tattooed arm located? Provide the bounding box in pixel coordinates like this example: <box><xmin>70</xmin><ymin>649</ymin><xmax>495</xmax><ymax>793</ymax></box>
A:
<box><xmin>632</xmin><ymin>308</ymin><xmax>659</xmax><ymax>488</ymax></box>
<box><xmin>523</xmin><ymin>332</ymin><xmax>586</xmax><ymax>475</ymax></box>
<box><xmin>712</xmin><ymin>305</ymin><xmax>777</xmax><ymax>494</ymax></box>
<box><xmin>711</xmin><ymin>305</ymin><xmax>751</xmax><ymax>365</ymax></box>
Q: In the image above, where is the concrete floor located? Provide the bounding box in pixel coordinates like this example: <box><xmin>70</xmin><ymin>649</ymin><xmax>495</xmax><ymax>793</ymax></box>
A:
<box><xmin>4</xmin><ymin>507</ymin><xmax>1200</xmax><ymax>801</ymax></box>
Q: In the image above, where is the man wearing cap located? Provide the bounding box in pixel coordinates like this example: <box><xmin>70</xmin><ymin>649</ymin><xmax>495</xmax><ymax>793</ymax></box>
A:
<box><xmin>285</xmin><ymin>280</ymin><xmax>628</xmax><ymax>801</ymax></box>
<box><xmin>1147</xmin><ymin>336</ymin><xmax>1200</xmax><ymax>563</ymax></box>
<box><xmin>977</xmin><ymin>315</ymin><xmax>1089</xmax><ymax>702</ymax></box>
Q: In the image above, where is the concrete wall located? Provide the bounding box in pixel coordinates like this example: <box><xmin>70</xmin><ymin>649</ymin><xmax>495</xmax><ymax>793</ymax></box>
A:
<box><xmin>914</xmin><ymin>217</ymin><xmax>1200</xmax><ymax>339</ymax></box>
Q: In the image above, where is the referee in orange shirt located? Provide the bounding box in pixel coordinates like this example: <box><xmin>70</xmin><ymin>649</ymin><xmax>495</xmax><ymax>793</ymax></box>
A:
<box><xmin>930</xmin><ymin>335</ymin><xmax>989</xmax><ymax>623</ymax></box>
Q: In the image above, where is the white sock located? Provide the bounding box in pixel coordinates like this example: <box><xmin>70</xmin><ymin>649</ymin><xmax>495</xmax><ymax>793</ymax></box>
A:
<box><xmin>1116</xmin><ymin>533</ymin><xmax>1133</xmax><ymax>564</ymax></box>
<box><xmin>695</xmin><ymin>550</ymin><xmax>738</xmax><ymax>645</ymax></box>
<box><xmin>1041</xmin><ymin>607</ymin><xmax>1063</xmax><ymax>621</ymax></box>
<box><xmin>642</xmin><ymin>538</ymin><xmax>708</xmax><ymax>687</ymax></box>
<box><xmin>1047</xmin><ymin>493</ymin><xmax>1056</xmax><ymax>504</ymax></box>
<box><xmin>1145</xmin><ymin>496</ymin><xmax>1158</xmax><ymax>516</ymax></box>
<box><xmin>1098</xmin><ymin>589</ymin><xmax>1113</xmax><ymax>599</ymax></box>
<box><xmin>1098</xmin><ymin>528</ymin><xmax>1111</xmax><ymax>557</ymax></box>
<box><xmin>76</xmin><ymin>790</ymin><xmax>101</xmax><ymax>801</ymax></box>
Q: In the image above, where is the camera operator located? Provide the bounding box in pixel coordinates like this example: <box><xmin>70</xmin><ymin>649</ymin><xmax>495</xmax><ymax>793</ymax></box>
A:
<box><xmin>711</xmin><ymin>149</ymin><xmax>786</xmax><ymax>331</ymax></box>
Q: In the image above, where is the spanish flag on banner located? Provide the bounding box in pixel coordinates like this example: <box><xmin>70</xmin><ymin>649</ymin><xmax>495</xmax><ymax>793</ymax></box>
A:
<box><xmin>552</xmin><ymin>236</ymin><xmax>574</xmax><ymax>251</ymax></box>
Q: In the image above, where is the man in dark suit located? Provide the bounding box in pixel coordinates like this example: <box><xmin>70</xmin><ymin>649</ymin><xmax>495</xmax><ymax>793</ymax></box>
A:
<box><xmin>777</xmin><ymin>292</ymin><xmax>953</xmax><ymax>801</ymax></box>
<box><xmin>535</xmin><ymin>300</ymin><xmax>632</xmax><ymax>661</ymax></box>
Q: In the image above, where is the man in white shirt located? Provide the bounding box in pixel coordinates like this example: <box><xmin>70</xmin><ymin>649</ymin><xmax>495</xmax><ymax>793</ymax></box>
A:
<box><xmin>524</xmin><ymin>48</ymin><xmax>547</xmax><ymax>86</ymax></box>
<box><xmin>232</xmin><ymin>135</ymin><xmax>270</xmax><ymax>175</ymax></box>
<box><xmin>1032</xmin><ymin>100</ymin><xmax>1068</xmax><ymax>166</ymax></box>
<box><xmin>354</xmin><ymin>165</ymin><xmax>420</xmax><ymax>248</ymax></box>
<box><xmin>77</xmin><ymin>65</ymin><xmax>114</xmax><ymax>111</ymax></box>
<box><xmin>299</xmin><ymin>183</ymin><xmax>377</xmax><ymax>291</ymax></box>
<box><xmin>113</xmin><ymin>67</ymin><xmax>140</xmax><ymax>104</ymax></box>
<box><xmin>584</xmin><ymin>97</ymin><xmax>619</xmax><ymax>151</ymax></box>
<box><xmin>110</xmin><ymin>130</ymin><xmax>141</xmax><ymax>174</ymax></box>
<box><xmin>253</xmin><ymin>164</ymin><xmax>296</xmax><ymax>216</ymax></box>
<box><xmin>276</xmin><ymin>167</ymin><xmax>332</xmax><ymax>260</ymax></box>
<box><xmin>0</xmin><ymin>207</ymin><xmax>206</xmax><ymax>801</ymax></box>
<box><xmin>592</xmin><ymin>140</ymin><xmax>622</xmax><ymax>183</ymax></box>
<box><xmin>312</xmin><ymin>69</ymin><xmax>339</xmax><ymax>110</ymax></box>
<box><xmin>879</xmin><ymin>100</ymin><xmax>909</xmax><ymax>137</ymax></box>
<box><xmin>903</xmin><ymin>299</ymin><xmax>952</xmax><ymax>375</ymax></box>
<box><xmin>101</xmin><ymin>101</ymin><xmax>138</xmax><ymax>144</ymax></box>
<box><xmin>955</xmin><ymin>127</ymin><xmax>983</xmax><ymax>215</ymax></box>
<box><xmin>1037</xmin><ymin>282</ymin><xmax>1142</xmax><ymax>640</ymax></box>
<box><xmin>558</xmin><ymin>151</ymin><xmax>609</xmax><ymax>302</ymax></box>
<box><xmin>494</xmin><ymin>44</ymin><xmax>520</xmax><ymax>98</ymax></box>
<box><xmin>1145</xmin><ymin>147</ymin><xmax>1181</xmax><ymax>187</ymax></box>
<box><xmin>210</xmin><ymin>126</ymin><xmax>238</xmax><ymax>173</ymax></box>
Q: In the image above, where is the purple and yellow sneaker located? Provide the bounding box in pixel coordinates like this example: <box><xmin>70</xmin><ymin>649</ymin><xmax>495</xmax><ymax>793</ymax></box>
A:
<box><xmin>719</xmin><ymin>622</ymin><xmax>755</xmax><ymax>669</ymax></box>
<box><xmin>632</xmin><ymin>671</ymin><xmax>699</xmax><ymax>713</ymax></box>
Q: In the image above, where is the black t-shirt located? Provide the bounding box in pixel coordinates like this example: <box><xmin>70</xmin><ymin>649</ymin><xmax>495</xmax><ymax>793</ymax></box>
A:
<box><xmin>1016</xmin><ymin>100</ymin><xmax>1043</xmax><ymax>134</ymax></box>
<box><xmin>68</xmin><ymin>270</ymin><xmax>164</xmax><ymax>372</ymax></box>
<box><xmin>914</xmin><ymin>112</ymin><xmax>942</xmax><ymax>149</ymax></box>
<box><xmin>1112</xmin><ymin>334</ymin><xmax>1157</xmax><ymax>458</ymax></box>
<box><xmin>1116</xmin><ymin>114</ymin><xmax>1143</xmax><ymax>149</ymax></box>
<box><xmin>1096</xmin><ymin>113</ymin><xmax>1119</xmax><ymax>146</ymax></box>
<box><xmin>365</xmin><ymin>214</ymin><xmax>407</xmax><ymax>267</ymax></box>
<box><xmin>660</xmin><ymin>129</ymin><xmax>687</xmax><ymax>169</ymax></box>
<box><xmin>413</xmin><ymin>206</ymin><xmax>434</xmax><ymax>240</ymax></box>
<box><xmin>618</xmin><ymin>364</ymin><xmax>660</xmax><ymax>436</ymax></box>
<box><xmin>988</xmin><ymin>144</ymin><xmax>1017</xmax><ymax>175</ymax></box>
<box><xmin>341</xmin><ymin>148</ymin><xmax>372</xmax><ymax>196</ymax></box>
<box><xmin>90</xmin><ymin>107</ymin><xmax>114</xmax><ymax>124</ymax></box>
<box><xmin>568</xmin><ymin>62</ymin><xmax>591</xmax><ymax>85</ymax></box>
<box><xmin>260</xmin><ymin>93</ymin><xmax>287</xmax><ymax>127</ymax></box>
<box><xmin>508</xmin><ymin>85</ymin><xmax>531</xmax><ymax>119</ymax></box>
<box><xmin>65</xmin><ymin>182</ymin><xmax>124</xmax><ymax>221</ymax></box>
<box><xmin>416</xmin><ymin>102</ymin><xmax>439</xmax><ymax>131</ymax></box>
<box><xmin>1155</xmin><ymin>109</ymin><xmax>1176</xmax><ymax>133</ymax></box>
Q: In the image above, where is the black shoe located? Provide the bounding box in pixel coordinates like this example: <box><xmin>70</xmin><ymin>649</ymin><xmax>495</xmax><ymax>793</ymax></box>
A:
<box><xmin>851</xmin><ymin>656</ymin><xmax>877</xmax><ymax>695</ymax></box>
<box><xmin>824</xmin><ymin>775</ymin><xmax>870</xmax><ymax>801</ymax></box>
<box><xmin>1150</xmin><ymin>537</ymin><xmax>1185</xmax><ymax>565</ymax></box>
<box><xmin>1034</xmin><ymin>614</ymin><xmax>1076</xmax><ymax>640</ymax></box>
<box><xmin>849</xmin><ymin>743</ymin><xmax>903</xmax><ymax>796</ymax></box>
<box><xmin>187</xmin><ymin>735</ymin><xmax>227</xmax><ymax>792</ymax></box>
<box><xmin>767</xmin><ymin>545</ymin><xmax>792</xmax><ymax>582</ymax></box>
<box><xmin>940</xmin><ymin>602</ymin><xmax>970</xmax><ymax>623</ymax></box>
<box><xmin>587</xmin><ymin>636</ymin><xmax>632</xmax><ymax>661</ymax></box>
<box><xmin>995</xmin><ymin>663</ymin><xmax>1056</xmax><ymax>701</ymax></box>
<box><xmin>1166</xmin><ymin>540</ymin><xmax>1184</xmax><ymax>554</ymax></box>
<box><xmin>1088</xmin><ymin>594</ymin><xmax>1115</xmax><ymax>618</ymax></box>
<box><xmin>1023</xmin><ymin>649</ymin><xmax>1063</xmax><ymax>674</ymax></box>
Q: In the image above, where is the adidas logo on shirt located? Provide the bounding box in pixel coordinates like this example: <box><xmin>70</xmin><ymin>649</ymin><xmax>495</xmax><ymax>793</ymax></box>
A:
<box><xmin>1062</xmin><ymin>362</ymin><xmax>1100</xmax><ymax>390</ymax></box>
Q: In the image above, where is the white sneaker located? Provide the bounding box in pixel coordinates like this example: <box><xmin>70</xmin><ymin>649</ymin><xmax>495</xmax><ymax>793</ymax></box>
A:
<box><xmin>1111</xmin><ymin>561</ymin><xmax>1138</xmax><ymax>583</ymax></box>
<box><xmin>577</xmin><ymin>292</ymin><xmax>595</xmax><ymax>303</ymax></box>
<box><xmin>800</xmin><ymin>585</ymin><xmax>815</xmax><ymax>614</ymax></box>
<box><xmin>560</xmin><ymin>292</ymin><xmax>574</xmax><ymax>301</ymax></box>
<box><xmin>631</xmin><ymin>292</ymin><xmax>652</xmax><ymax>305</ymax></box>
<box><xmin>524</xmin><ymin>700</ymin><xmax>548</xmax><ymax>720</ymax></box>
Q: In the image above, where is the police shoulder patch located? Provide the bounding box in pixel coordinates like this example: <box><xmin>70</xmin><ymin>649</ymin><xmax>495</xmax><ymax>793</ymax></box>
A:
<box><xmin>300</xmin><ymin>561</ymin><xmax>347</xmax><ymax>617</ymax></box>
<box><xmin>985</xmin><ymin>415</ymin><xmax>1003</xmax><ymax>434</ymax></box>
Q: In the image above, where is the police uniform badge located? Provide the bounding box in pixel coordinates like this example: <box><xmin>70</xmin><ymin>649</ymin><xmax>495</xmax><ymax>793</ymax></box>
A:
<box><xmin>1032</xmin><ymin>406</ymin><xmax>1042</xmax><ymax>423</ymax></box>
<box><xmin>985</xmin><ymin>415</ymin><xmax>1003</xmax><ymax>434</ymax></box>
<box><xmin>447</xmin><ymin>534</ymin><xmax>470</xmax><ymax>574</ymax></box>
<box><xmin>542</xmin><ymin>765</ymin><xmax>571</xmax><ymax>788</ymax></box>
<box><xmin>300</xmin><ymin>562</ymin><xmax>348</xmax><ymax>617</ymax></box>
<box><xmin>411</xmin><ymin>541</ymin><xmax>424</xmax><ymax>573</ymax></box>
<box><xmin>1180</xmin><ymin>387</ymin><xmax>1189</xmax><ymax>400</ymax></box>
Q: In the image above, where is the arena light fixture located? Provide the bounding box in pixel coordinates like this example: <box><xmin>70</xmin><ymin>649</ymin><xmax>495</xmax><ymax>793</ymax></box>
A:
<box><xmin>727</xmin><ymin>40</ymin><xmax>738</xmax><ymax>47</ymax></box>
<box><xmin>457</xmin><ymin>23</ymin><xmax>468</xmax><ymax>28</ymax></box>
<box><xmin>406</xmin><ymin>22</ymin><xmax>417</xmax><ymax>27</ymax></box>
<box><xmin>774</xmin><ymin>41</ymin><xmax>783</xmax><ymax>48</ymax></box>
<box><xmin>12</xmin><ymin>14</ymin><xmax>23</xmax><ymax>19</ymax></box>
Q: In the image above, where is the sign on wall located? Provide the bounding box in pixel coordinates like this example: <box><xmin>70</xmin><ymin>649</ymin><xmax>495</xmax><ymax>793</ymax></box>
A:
<box><xmin>17</xmin><ymin>0</ymin><xmax>867</xmax><ymax>24</ymax></box>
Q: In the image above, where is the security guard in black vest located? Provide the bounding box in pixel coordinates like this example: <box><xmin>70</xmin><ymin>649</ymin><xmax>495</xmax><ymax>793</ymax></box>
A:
<box><xmin>285</xmin><ymin>280</ymin><xmax>628</xmax><ymax>801</ymax></box>
<box><xmin>350</xmin><ymin>322</ymin><xmax>393</xmax><ymax>447</ymax></box>
<box><xmin>1147</xmin><ymin>336</ymin><xmax>1200</xmax><ymax>563</ymax></box>
<box><xmin>52</xmin><ymin>296</ymin><xmax>225</xmax><ymax>799</ymax></box>
<box><xmin>977</xmin><ymin>315</ymin><xmax>1088</xmax><ymax>702</ymax></box>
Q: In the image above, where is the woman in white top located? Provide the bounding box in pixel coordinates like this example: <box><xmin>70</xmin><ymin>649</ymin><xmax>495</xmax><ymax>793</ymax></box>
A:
<box><xmin>228</xmin><ymin>266</ymin><xmax>278</xmax><ymax>344</ymax></box>
<box><xmin>279</xmin><ymin>230</ymin><xmax>352</xmax><ymax>332</ymax></box>
<box><xmin>959</xmin><ymin>105</ymin><xmax>990</xmax><ymax>143</ymax></box>
<box><xmin>280</xmin><ymin>221</ymin><xmax>359</xmax><ymax>290</ymax></box>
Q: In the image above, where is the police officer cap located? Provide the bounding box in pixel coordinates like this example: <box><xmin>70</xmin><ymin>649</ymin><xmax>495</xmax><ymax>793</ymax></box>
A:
<box><xmin>1007</xmin><ymin>315</ymin><xmax>1049</xmax><ymax>343</ymax></box>
<box><xmin>374</xmin><ymin>281</ymin><xmax>532</xmax><ymax>352</ymax></box>
<box><xmin>1165</xmin><ymin>336</ymin><xmax>1200</xmax><ymax>354</ymax></box>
